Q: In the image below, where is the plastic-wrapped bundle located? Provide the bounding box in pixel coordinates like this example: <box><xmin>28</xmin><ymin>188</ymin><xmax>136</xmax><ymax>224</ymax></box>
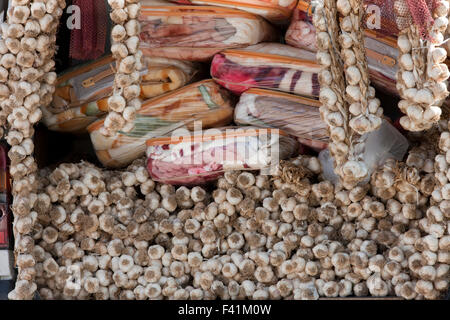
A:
<box><xmin>287</xmin><ymin>0</ymin><xmax>404</xmax><ymax>45</ymax></box>
<box><xmin>365</xmin><ymin>33</ymin><xmax>399</xmax><ymax>97</ymax></box>
<box><xmin>43</xmin><ymin>56</ymin><xmax>198</xmax><ymax>132</ymax></box>
<box><xmin>286</xmin><ymin>1</ymin><xmax>401</xmax><ymax>96</ymax></box>
<box><xmin>167</xmin><ymin>0</ymin><xmax>298</xmax><ymax>24</ymax></box>
<box><xmin>146</xmin><ymin>126</ymin><xmax>298</xmax><ymax>185</ymax></box>
<box><xmin>88</xmin><ymin>80</ymin><xmax>235</xmax><ymax>168</ymax></box>
<box><xmin>285</xmin><ymin>1</ymin><xmax>317</xmax><ymax>51</ymax></box>
<box><xmin>234</xmin><ymin>88</ymin><xmax>328</xmax><ymax>150</ymax></box>
<box><xmin>141</xmin><ymin>56</ymin><xmax>199</xmax><ymax>99</ymax></box>
<box><xmin>139</xmin><ymin>4</ymin><xmax>277</xmax><ymax>62</ymax></box>
<box><xmin>42</xmin><ymin>101</ymin><xmax>108</xmax><ymax>133</ymax></box>
<box><xmin>211</xmin><ymin>43</ymin><xmax>320</xmax><ymax>96</ymax></box>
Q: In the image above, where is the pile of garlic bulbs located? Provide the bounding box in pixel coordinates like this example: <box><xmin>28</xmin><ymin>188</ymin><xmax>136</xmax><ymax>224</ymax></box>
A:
<box><xmin>24</xmin><ymin>140</ymin><xmax>448</xmax><ymax>300</ymax></box>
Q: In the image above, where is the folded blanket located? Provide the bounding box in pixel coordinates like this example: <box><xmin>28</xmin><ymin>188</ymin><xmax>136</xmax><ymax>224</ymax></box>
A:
<box><xmin>146</xmin><ymin>126</ymin><xmax>298</xmax><ymax>185</ymax></box>
<box><xmin>44</xmin><ymin>55</ymin><xmax>197</xmax><ymax>132</ymax></box>
<box><xmin>42</xmin><ymin>98</ymin><xmax>108</xmax><ymax>133</ymax></box>
<box><xmin>211</xmin><ymin>43</ymin><xmax>320</xmax><ymax>97</ymax></box>
<box><xmin>141</xmin><ymin>56</ymin><xmax>198</xmax><ymax>98</ymax></box>
<box><xmin>139</xmin><ymin>5</ymin><xmax>277</xmax><ymax>61</ymax></box>
<box><xmin>88</xmin><ymin>80</ymin><xmax>235</xmax><ymax>168</ymax></box>
<box><xmin>168</xmin><ymin>0</ymin><xmax>298</xmax><ymax>24</ymax></box>
<box><xmin>234</xmin><ymin>88</ymin><xmax>328</xmax><ymax>149</ymax></box>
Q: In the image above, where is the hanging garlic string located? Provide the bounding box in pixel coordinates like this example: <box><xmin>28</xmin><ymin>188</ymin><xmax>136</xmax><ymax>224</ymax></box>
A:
<box><xmin>102</xmin><ymin>0</ymin><xmax>143</xmax><ymax>137</ymax></box>
<box><xmin>396</xmin><ymin>0</ymin><xmax>450</xmax><ymax>132</ymax></box>
<box><xmin>314</xmin><ymin>0</ymin><xmax>384</xmax><ymax>189</ymax></box>
<box><xmin>0</xmin><ymin>0</ymin><xmax>66</xmax><ymax>300</ymax></box>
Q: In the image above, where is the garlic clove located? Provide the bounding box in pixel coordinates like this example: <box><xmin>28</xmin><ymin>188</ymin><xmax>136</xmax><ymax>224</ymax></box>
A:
<box><xmin>423</xmin><ymin>106</ymin><xmax>442</xmax><ymax>122</ymax></box>
<box><xmin>319</xmin><ymin>88</ymin><xmax>338</xmax><ymax>106</ymax></box>
<box><xmin>401</xmin><ymin>71</ymin><xmax>416</xmax><ymax>88</ymax></box>
<box><xmin>339</xmin><ymin>33</ymin><xmax>353</xmax><ymax>49</ymax></box>
<box><xmin>349</xmin><ymin>102</ymin><xmax>362</xmax><ymax>116</ymax></box>
<box><xmin>346</xmin><ymin>85</ymin><xmax>361</xmax><ymax>102</ymax></box>
<box><xmin>428</xmin><ymin>63</ymin><xmax>450</xmax><ymax>82</ymax></box>
<box><xmin>399</xmin><ymin>54</ymin><xmax>413</xmax><ymax>71</ymax></box>
<box><xmin>349</xmin><ymin>116</ymin><xmax>371</xmax><ymax>135</ymax></box>
<box><xmin>414</xmin><ymin>89</ymin><xmax>434</xmax><ymax>105</ymax></box>
<box><xmin>345</xmin><ymin>66</ymin><xmax>361</xmax><ymax>86</ymax></box>
<box><xmin>398</xmin><ymin>34</ymin><xmax>412</xmax><ymax>53</ymax></box>
<box><xmin>337</xmin><ymin>0</ymin><xmax>351</xmax><ymax>16</ymax></box>
<box><xmin>406</xmin><ymin>105</ymin><xmax>424</xmax><ymax>123</ymax></box>
<box><xmin>316</xmin><ymin>52</ymin><xmax>331</xmax><ymax>67</ymax></box>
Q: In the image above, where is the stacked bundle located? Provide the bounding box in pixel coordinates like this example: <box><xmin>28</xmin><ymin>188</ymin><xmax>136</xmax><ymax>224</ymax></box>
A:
<box><xmin>42</xmin><ymin>56</ymin><xmax>199</xmax><ymax>132</ymax></box>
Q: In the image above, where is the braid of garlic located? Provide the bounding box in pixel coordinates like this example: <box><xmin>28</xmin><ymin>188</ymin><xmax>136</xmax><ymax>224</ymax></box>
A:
<box><xmin>0</xmin><ymin>0</ymin><xmax>66</xmax><ymax>300</ymax></box>
<box><xmin>337</xmin><ymin>0</ymin><xmax>384</xmax><ymax>188</ymax></box>
<box><xmin>396</xmin><ymin>0</ymin><xmax>450</xmax><ymax>132</ymax></box>
<box><xmin>340</xmin><ymin>0</ymin><xmax>383</xmax><ymax>134</ymax></box>
<box><xmin>315</xmin><ymin>0</ymin><xmax>378</xmax><ymax>189</ymax></box>
<box><xmin>103</xmin><ymin>0</ymin><xmax>143</xmax><ymax>137</ymax></box>
<box><xmin>314</xmin><ymin>1</ymin><xmax>351</xmax><ymax>183</ymax></box>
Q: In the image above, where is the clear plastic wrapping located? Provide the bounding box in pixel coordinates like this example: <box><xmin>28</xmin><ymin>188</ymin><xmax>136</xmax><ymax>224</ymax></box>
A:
<box><xmin>44</xmin><ymin>55</ymin><xmax>197</xmax><ymax>132</ymax></box>
<box><xmin>319</xmin><ymin>120</ymin><xmax>409</xmax><ymax>185</ymax></box>
<box><xmin>139</xmin><ymin>5</ymin><xmax>278</xmax><ymax>62</ymax></box>
<box><xmin>88</xmin><ymin>80</ymin><xmax>235</xmax><ymax>168</ymax></box>
<box><xmin>234</xmin><ymin>88</ymin><xmax>328</xmax><ymax>150</ymax></box>
<box><xmin>286</xmin><ymin>1</ymin><xmax>400</xmax><ymax>96</ymax></box>
<box><xmin>146</xmin><ymin>126</ymin><xmax>299</xmax><ymax>185</ymax></box>
<box><xmin>211</xmin><ymin>43</ymin><xmax>320</xmax><ymax>96</ymax></box>
<box><xmin>168</xmin><ymin>0</ymin><xmax>298</xmax><ymax>24</ymax></box>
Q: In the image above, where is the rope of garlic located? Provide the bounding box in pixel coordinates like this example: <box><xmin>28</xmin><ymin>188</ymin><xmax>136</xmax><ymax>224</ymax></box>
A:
<box><xmin>396</xmin><ymin>0</ymin><xmax>450</xmax><ymax>132</ymax></box>
<box><xmin>0</xmin><ymin>0</ymin><xmax>66</xmax><ymax>300</ymax></box>
<box><xmin>314</xmin><ymin>0</ymin><xmax>352</xmax><ymax>183</ymax></box>
<box><xmin>315</xmin><ymin>0</ymin><xmax>382</xmax><ymax>189</ymax></box>
<box><xmin>339</xmin><ymin>0</ymin><xmax>383</xmax><ymax>136</ymax></box>
<box><xmin>103</xmin><ymin>0</ymin><xmax>143</xmax><ymax>137</ymax></box>
<box><xmin>337</xmin><ymin>0</ymin><xmax>383</xmax><ymax>188</ymax></box>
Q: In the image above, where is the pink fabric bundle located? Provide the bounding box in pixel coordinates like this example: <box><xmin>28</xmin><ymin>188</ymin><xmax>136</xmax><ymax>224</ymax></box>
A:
<box><xmin>367</xmin><ymin>0</ymin><xmax>437</xmax><ymax>39</ymax></box>
<box><xmin>405</xmin><ymin>0</ymin><xmax>436</xmax><ymax>39</ymax></box>
<box><xmin>70</xmin><ymin>0</ymin><xmax>108</xmax><ymax>61</ymax></box>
